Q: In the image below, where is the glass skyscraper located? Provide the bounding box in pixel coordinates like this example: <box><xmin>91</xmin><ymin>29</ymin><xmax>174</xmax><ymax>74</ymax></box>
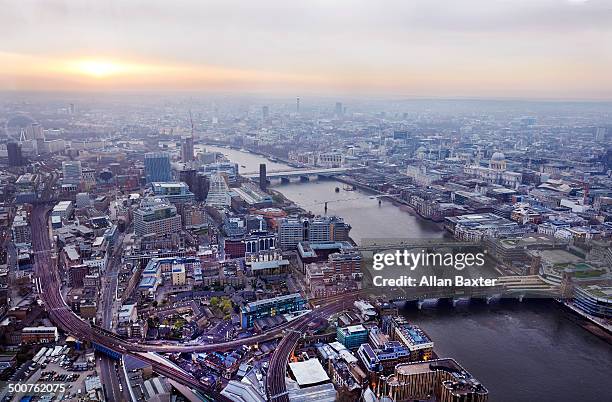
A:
<box><xmin>144</xmin><ymin>152</ymin><xmax>172</xmax><ymax>183</ymax></box>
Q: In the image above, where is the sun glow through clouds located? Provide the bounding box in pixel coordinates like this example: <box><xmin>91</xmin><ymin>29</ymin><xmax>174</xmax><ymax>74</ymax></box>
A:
<box><xmin>71</xmin><ymin>60</ymin><xmax>130</xmax><ymax>78</ymax></box>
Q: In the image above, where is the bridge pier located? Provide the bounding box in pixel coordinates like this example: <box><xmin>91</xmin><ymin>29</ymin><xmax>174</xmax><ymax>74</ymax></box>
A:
<box><xmin>438</xmin><ymin>297</ymin><xmax>454</xmax><ymax>307</ymax></box>
<box><xmin>401</xmin><ymin>299</ymin><xmax>419</xmax><ymax>310</ymax></box>
<box><xmin>470</xmin><ymin>296</ymin><xmax>487</xmax><ymax>304</ymax></box>
<box><xmin>486</xmin><ymin>294</ymin><xmax>501</xmax><ymax>304</ymax></box>
<box><xmin>453</xmin><ymin>297</ymin><xmax>470</xmax><ymax>307</ymax></box>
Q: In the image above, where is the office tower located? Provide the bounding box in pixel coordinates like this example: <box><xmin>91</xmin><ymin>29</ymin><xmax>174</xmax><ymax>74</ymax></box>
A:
<box><xmin>181</xmin><ymin>136</ymin><xmax>194</xmax><ymax>162</ymax></box>
<box><xmin>144</xmin><ymin>152</ymin><xmax>172</xmax><ymax>183</ymax></box>
<box><xmin>205</xmin><ymin>172</ymin><xmax>231</xmax><ymax>206</ymax></box>
<box><xmin>11</xmin><ymin>208</ymin><xmax>31</xmax><ymax>247</ymax></box>
<box><xmin>595</xmin><ymin>127</ymin><xmax>607</xmax><ymax>141</ymax></box>
<box><xmin>26</xmin><ymin>123</ymin><xmax>44</xmax><ymax>140</ymax></box>
<box><xmin>277</xmin><ymin>217</ymin><xmax>306</xmax><ymax>249</ymax></box>
<box><xmin>296</xmin><ymin>97</ymin><xmax>300</xmax><ymax>113</ymax></box>
<box><xmin>262</xmin><ymin>106</ymin><xmax>269</xmax><ymax>120</ymax></box>
<box><xmin>277</xmin><ymin>215</ymin><xmax>351</xmax><ymax>249</ymax></box>
<box><xmin>259</xmin><ymin>163</ymin><xmax>267</xmax><ymax>190</ymax></box>
<box><xmin>193</xmin><ymin>173</ymin><xmax>210</xmax><ymax>202</ymax></box>
<box><xmin>7</xmin><ymin>142</ymin><xmax>23</xmax><ymax>166</ymax></box>
<box><xmin>62</xmin><ymin>160</ymin><xmax>83</xmax><ymax>185</ymax></box>
<box><xmin>335</xmin><ymin>102</ymin><xmax>343</xmax><ymax>117</ymax></box>
<box><xmin>178</xmin><ymin>168</ymin><xmax>196</xmax><ymax>190</ymax></box>
<box><xmin>69</xmin><ymin>103</ymin><xmax>75</xmax><ymax>114</ymax></box>
<box><xmin>603</xmin><ymin>148</ymin><xmax>612</xmax><ymax>170</ymax></box>
<box><xmin>133</xmin><ymin>198</ymin><xmax>182</xmax><ymax>237</ymax></box>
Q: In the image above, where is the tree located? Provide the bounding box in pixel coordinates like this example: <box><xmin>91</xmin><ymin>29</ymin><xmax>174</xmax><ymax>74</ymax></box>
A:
<box><xmin>221</xmin><ymin>299</ymin><xmax>233</xmax><ymax>314</ymax></box>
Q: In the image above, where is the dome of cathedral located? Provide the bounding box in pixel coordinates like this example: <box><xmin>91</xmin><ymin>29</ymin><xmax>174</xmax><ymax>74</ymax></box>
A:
<box><xmin>491</xmin><ymin>151</ymin><xmax>505</xmax><ymax>161</ymax></box>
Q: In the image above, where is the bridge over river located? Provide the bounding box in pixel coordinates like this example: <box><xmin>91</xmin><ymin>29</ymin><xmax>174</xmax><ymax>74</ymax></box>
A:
<box><xmin>243</xmin><ymin>166</ymin><xmax>364</xmax><ymax>183</ymax></box>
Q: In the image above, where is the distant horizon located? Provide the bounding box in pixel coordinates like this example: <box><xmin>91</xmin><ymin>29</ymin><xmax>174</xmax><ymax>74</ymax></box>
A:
<box><xmin>2</xmin><ymin>89</ymin><xmax>612</xmax><ymax>104</ymax></box>
<box><xmin>2</xmin><ymin>1</ymin><xmax>612</xmax><ymax>99</ymax></box>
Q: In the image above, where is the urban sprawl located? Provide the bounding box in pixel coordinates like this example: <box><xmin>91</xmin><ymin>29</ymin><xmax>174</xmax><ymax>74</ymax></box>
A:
<box><xmin>0</xmin><ymin>97</ymin><xmax>610</xmax><ymax>402</ymax></box>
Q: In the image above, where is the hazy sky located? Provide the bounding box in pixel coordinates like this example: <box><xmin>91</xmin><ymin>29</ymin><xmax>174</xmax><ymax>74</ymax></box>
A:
<box><xmin>1</xmin><ymin>0</ymin><xmax>611</xmax><ymax>99</ymax></box>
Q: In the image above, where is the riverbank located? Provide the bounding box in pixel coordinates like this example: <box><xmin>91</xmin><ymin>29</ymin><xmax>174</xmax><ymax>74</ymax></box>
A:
<box><xmin>561</xmin><ymin>301</ymin><xmax>612</xmax><ymax>340</ymax></box>
<box><xmin>206</xmin><ymin>143</ymin><xmax>612</xmax><ymax>401</ymax></box>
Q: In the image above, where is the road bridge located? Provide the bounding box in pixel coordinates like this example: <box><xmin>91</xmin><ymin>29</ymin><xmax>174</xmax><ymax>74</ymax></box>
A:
<box><xmin>243</xmin><ymin>166</ymin><xmax>363</xmax><ymax>182</ymax></box>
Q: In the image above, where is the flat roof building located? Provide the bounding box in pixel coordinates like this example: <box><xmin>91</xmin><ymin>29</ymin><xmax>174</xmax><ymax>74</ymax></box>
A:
<box><xmin>240</xmin><ymin>293</ymin><xmax>306</xmax><ymax>329</ymax></box>
<box><xmin>151</xmin><ymin>182</ymin><xmax>195</xmax><ymax>204</ymax></box>
<box><xmin>288</xmin><ymin>358</ymin><xmax>330</xmax><ymax>388</ymax></box>
<box><xmin>52</xmin><ymin>200</ymin><xmax>74</xmax><ymax>219</ymax></box>
<box><xmin>133</xmin><ymin>197</ymin><xmax>181</xmax><ymax>237</ymax></box>
<box><xmin>337</xmin><ymin>324</ymin><xmax>368</xmax><ymax>350</ymax></box>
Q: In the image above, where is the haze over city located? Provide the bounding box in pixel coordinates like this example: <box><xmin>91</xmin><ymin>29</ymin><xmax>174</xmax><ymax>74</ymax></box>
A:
<box><xmin>1</xmin><ymin>0</ymin><xmax>612</xmax><ymax>98</ymax></box>
<box><xmin>0</xmin><ymin>2</ymin><xmax>611</xmax><ymax>402</ymax></box>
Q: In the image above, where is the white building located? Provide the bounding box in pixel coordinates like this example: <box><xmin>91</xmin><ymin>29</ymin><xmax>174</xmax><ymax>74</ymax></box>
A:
<box><xmin>206</xmin><ymin>172</ymin><xmax>231</xmax><ymax>206</ymax></box>
<box><xmin>51</xmin><ymin>200</ymin><xmax>74</xmax><ymax>219</ymax></box>
<box><xmin>118</xmin><ymin>304</ymin><xmax>138</xmax><ymax>325</ymax></box>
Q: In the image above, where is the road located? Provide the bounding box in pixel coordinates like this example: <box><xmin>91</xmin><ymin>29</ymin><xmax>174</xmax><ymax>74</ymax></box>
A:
<box><xmin>30</xmin><ymin>203</ymin><xmax>358</xmax><ymax>399</ymax></box>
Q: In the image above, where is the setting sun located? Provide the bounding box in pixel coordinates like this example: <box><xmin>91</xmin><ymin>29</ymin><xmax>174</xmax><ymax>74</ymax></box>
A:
<box><xmin>72</xmin><ymin>60</ymin><xmax>128</xmax><ymax>78</ymax></box>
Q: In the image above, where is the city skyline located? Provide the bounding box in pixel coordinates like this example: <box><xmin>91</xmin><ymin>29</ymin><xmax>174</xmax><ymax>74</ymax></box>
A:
<box><xmin>0</xmin><ymin>2</ymin><xmax>611</xmax><ymax>401</ymax></box>
<box><xmin>1</xmin><ymin>0</ymin><xmax>612</xmax><ymax>99</ymax></box>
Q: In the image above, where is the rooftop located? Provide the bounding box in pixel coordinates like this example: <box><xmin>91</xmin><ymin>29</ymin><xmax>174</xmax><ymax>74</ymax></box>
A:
<box><xmin>288</xmin><ymin>358</ymin><xmax>330</xmax><ymax>387</ymax></box>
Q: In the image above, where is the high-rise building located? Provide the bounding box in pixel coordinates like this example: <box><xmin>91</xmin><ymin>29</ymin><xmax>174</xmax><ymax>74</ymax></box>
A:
<box><xmin>193</xmin><ymin>172</ymin><xmax>210</xmax><ymax>202</ymax></box>
<box><xmin>335</xmin><ymin>102</ymin><xmax>343</xmax><ymax>117</ymax></box>
<box><xmin>181</xmin><ymin>136</ymin><xmax>194</xmax><ymax>162</ymax></box>
<box><xmin>144</xmin><ymin>152</ymin><xmax>172</xmax><ymax>183</ymax></box>
<box><xmin>259</xmin><ymin>163</ymin><xmax>267</xmax><ymax>190</ymax></box>
<box><xmin>262</xmin><ymin>105</ymin><xmax>269</xmax><ymax>120</ymax></box>
<box><xmin>205</xmin><ymin>172</ymin><xmax>231</xmax><ymax>206</ymax></box>
<box><xmin>296</xmin><ymin>97</ymin><xmax>300</xmax><ymax>113</ymax></box>
<box><xmin>62</xmin><ymin>160</ymin><xmax>83</xmax><ymax>185</ymax></box>
<box><xmin>277</xmin><ymin>215</ymin><xmax>351</xmax><ymax>249</ymax></box>
<box><xmin>178</xmin><ymin>168</ymin><xmax>196</xmax><ymax>188</ymax></box>
<box><xmin>12</xmin><ymin>208</ymin><xmax>31</xmax><ymax>247</ymax></box>
<box><xmin>7</xmin><ymin>142</ymin><xmax>23</xmax><ymax>166</ymax></box>
<box><xmin>133</xmin><ymin>197</ymin><xmax>182</xmax><ymax>237</ymax></box>
<box><xmin>595</xmin><ymin>127</ymin><xmax>607</xmax><ymax>141</ymax></box>
<box><xmin>26</xmin><ymin>123</ymin><xmax>44</xmax><ymax>140</ymax></box>
<box><xmin>277</xmin><ymin>217</ymin><xmax>307</xmax><ymax>249</ymax></box>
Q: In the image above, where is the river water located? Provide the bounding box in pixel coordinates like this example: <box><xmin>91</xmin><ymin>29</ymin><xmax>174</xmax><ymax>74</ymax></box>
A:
<box><xmin>206</xmin><ymin>145</ymin><xmax>612</xmax><ymax>402</ymax></box>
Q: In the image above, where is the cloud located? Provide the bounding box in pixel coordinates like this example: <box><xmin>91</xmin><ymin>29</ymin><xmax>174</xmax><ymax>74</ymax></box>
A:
<box><xmin>0</xmin><ymin>0</ymin><xmax>610</xmax><ymax>98</ymax></box>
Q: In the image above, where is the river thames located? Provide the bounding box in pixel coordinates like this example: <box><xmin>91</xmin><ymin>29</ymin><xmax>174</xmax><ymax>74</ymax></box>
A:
<box><xmin>205</xmin><ymin>145</ymin><xmax>612</xmax><ymax>402</ymax></box>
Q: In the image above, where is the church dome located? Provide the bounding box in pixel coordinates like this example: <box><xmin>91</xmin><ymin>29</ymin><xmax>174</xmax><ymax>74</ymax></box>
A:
<box><xmin>491</xmin><ymin>151</ymin><xmax>505</xmax><ymax>161</ymax></box>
